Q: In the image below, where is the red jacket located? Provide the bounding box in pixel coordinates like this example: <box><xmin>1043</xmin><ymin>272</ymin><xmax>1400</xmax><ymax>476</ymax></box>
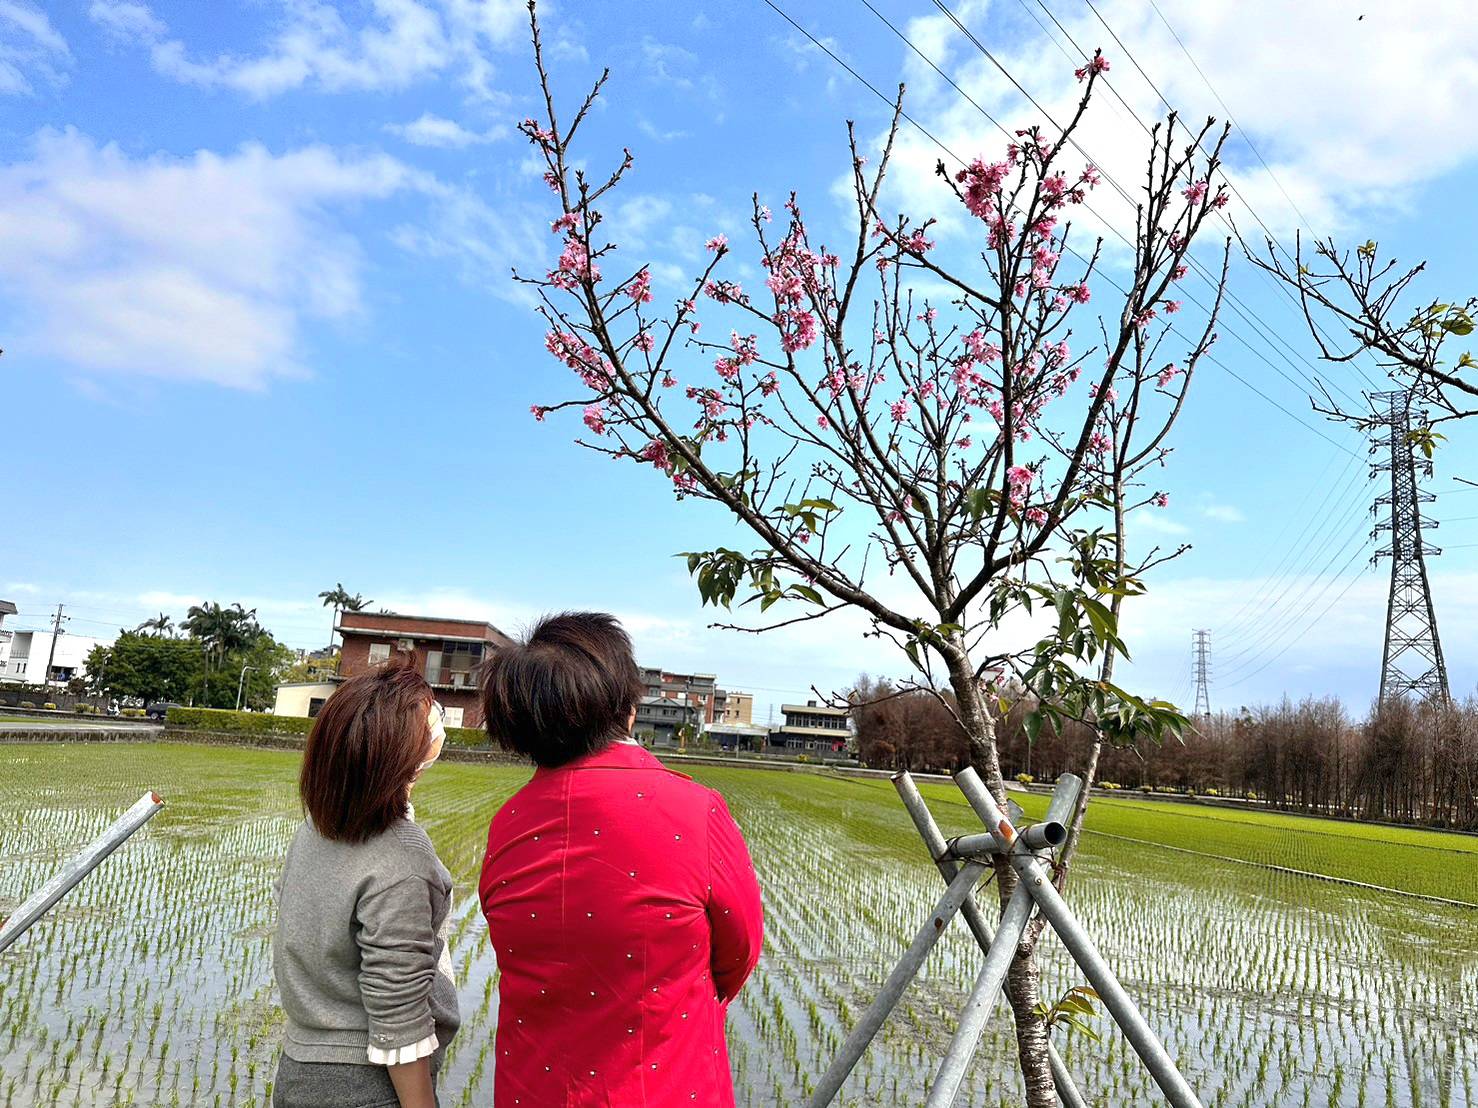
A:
<box><xmin>480</xmin><ymin>742</ymin><xmax>764</xmax><ymax>1107</ymax></box>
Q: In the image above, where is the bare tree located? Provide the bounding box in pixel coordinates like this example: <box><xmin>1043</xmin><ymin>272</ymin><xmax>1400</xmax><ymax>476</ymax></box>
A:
<box><xmin>516</xmin><ymin>6</ymin><xmax>1229</xmax><ymax>1102</ymax></box>
<box><xmin>1253</xmin><ymin>234</ymin><xmax>1478</xmax><ymax>430</ymax></box>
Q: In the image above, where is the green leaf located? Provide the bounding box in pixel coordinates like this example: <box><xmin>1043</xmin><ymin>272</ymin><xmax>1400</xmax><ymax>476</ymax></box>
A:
<box><xmin>1024</xmin><ymin>710</ymin><xmax>1043</xmax><ymax>744</ymax></box>
<box><xmin>790</xmin><ymin>584</ymin><xmax>825</xmax><ymax>605</ymax></box>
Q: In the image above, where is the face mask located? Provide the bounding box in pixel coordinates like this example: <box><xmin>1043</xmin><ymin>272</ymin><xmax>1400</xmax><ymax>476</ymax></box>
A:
<box><xmin>418</xmin><ymin>701</ymin><xmax>447</xmax><ymax>775</ymax></box>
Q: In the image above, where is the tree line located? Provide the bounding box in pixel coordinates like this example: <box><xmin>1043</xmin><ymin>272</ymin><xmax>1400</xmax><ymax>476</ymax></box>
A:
<box><xmin>851</xmin><ymin>678</ymin><xmax>1478</xmax><ymax>831</ymax></box>
<box><xmin>83</xmin><ymin>602</ymin><xmax>295</xmax><ymax>711</ymax></box>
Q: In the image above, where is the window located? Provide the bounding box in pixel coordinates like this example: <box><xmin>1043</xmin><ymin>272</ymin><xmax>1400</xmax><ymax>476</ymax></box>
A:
<box><xmin>443</xmin><ymin>706</ymin><xmax>464</xmax><ymax>728</ymax></box>
<box><xmin>368</xmin><ymin>643</ymin><xmax>391</xmax><ymax>666</ymax></box>
<box><xmin>427</xmin><ymin>641</ymin><xmax>484</xmax><ymax>686</ymax></box>
<box><xmin>308</xmin><ymin>697</ymin><xmax>327</xmax><ymax>718</ymax></box>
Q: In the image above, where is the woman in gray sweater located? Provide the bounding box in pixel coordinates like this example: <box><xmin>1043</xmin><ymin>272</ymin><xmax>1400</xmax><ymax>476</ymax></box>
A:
<box><xmin>272</xmin><ymin>654</ymin><xmax>460</xmax><ymax>1108</ymax></box>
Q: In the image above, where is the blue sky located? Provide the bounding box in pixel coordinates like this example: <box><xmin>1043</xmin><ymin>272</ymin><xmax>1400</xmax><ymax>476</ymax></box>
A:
<box><xmin>5</xmin><ymin>0</ymin><xmax>1478</xmax><ymax>722</ymax></box>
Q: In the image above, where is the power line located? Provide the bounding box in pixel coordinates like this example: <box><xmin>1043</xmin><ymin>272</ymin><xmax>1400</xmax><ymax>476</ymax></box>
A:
<box><xmin>1070</xmin><ymin>0</ymin><xmax>1377</xmax><ymax>398</ymax></box>
<box><xmin>797</xmin><ymin>0</ymin><xmax>1365</xmax><ymax>450</ymax></box>
<box><xmin>922</xmin><ymin>0</ymin><xmax>1369</xmax><ymax>412</ymax></box>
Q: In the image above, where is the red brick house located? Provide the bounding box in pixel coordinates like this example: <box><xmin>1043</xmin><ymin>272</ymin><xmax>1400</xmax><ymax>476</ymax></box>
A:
<box><xmin>337</xmin><ymin>611</ymin><xmax>512</xmax><ymax>728</ymax></box>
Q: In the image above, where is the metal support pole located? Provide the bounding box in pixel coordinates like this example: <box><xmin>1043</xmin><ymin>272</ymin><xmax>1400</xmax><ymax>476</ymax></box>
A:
<box><xmin>924</xmin><ymin>880</ymin><xmax>1035</xmax><ymax>1107</ymax></box>
<box><xmin>894</xmin><ymin>774</ymin><xmax>1087</xmax><ymax>1108</ymax></box>
<box><xmin>955</xmin><ymin>769</ymin><xmax>1204</xmax><ymax>1108</ymax></box>
<box><xmin>0</xmin><ymin>792</ymin><xmax>164</xmax><ymax>954</ymax></box>
<box><xmin>807</xmin><ymin>858</ymin><xmax>988</xmax><ymax>1108</ymax></box>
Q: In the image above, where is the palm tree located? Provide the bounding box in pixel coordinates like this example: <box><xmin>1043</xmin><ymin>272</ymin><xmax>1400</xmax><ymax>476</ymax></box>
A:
<box><xmin>319</xmin><ymin>585</ymin><xmax>372</xmax><ymax>649</ymax></box>
<box><xmin>183</xmin><ymin>602</ymin><xmax>260</xmax><ymax>670</ymax></box>
<box><xmin>133</xmin><ymin>612</ymin><xmax>174</xmax><ymax>637</ymax></box>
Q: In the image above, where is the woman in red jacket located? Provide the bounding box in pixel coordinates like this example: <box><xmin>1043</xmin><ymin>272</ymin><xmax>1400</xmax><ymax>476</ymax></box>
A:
<box><xmin>478</xmin><ymin>612</ymin><xmax>763</xmax><ymax>1107</ymax></box>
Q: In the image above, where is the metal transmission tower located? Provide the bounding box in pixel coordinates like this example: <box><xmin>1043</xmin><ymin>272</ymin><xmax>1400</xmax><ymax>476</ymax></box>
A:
<box><xmin>1369</xmin><ymin>389</ymin><xmax>1450</xmax><ymax>705</ymax></box>
<box><xmin>1191</xmin><ymin>630</ymin><xmax>1212</xmax><ymax>717</ymax></box>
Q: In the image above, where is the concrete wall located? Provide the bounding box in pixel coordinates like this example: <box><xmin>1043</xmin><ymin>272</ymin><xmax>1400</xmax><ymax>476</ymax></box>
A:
<box><xmin>272</xmin><ymin>682</ymin><xmax>339</xmax><ymax>718</ymax></box>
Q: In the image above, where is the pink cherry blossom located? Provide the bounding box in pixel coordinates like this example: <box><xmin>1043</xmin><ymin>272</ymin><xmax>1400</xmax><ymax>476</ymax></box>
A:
<box><xmin>582</xmin><ymin>404</ymin><xmax>607</xmax><ymax>435</ymax></box>
<box><xmin>662</xmin><ymin>373</ymin><xmax>677</xmax><ymax>388</ymax></box>
<box><xmin>817</xmin><ymin>414</ymin><xmax>830</xmax><ymax>430</ymax></box>
<box><xmin>1152</xmin><ymin>492</ymin><xmax>1169</xmax><ymax>508</ymax></box>
<box><xmin>1073</xmin><ymin>54</ymin><xmax>1110</xmax><ymax>81</ymax></box>
<box><xmin>1007</xmin><ymin>464</ymin><xmax>1034</xmax><ymax>489</ymax></box>
<box><xmin>640</xmin><ymin>439</ymin><xmax>671</xmax><ymax>470</ymax></box>
<box><xmin>530</xmin><ymin>405</ymin><xmax>548</xmax><ymax>422</ymax></box>
<box><xmin>1024</xmin><ymin>506</ymin><xmax>1048</xmax><ymax>526</ymax></box>
<box><xmin>1183</xmin><ymin>179</ymin><xmax>1208</xmax><ymax>204</ymax></box>
<box><xmin>626</xmin><ymin>267</ymin><xmax>653</xmax><ymax>303</ymax></box>
<box><xmin>1163</xmin><ymin>299</ymin><xmax>1182</xmax><ymax>314</ymax></box>
<box><xmin>634</xmin><ymin>331</ymin><xmax>655</xmax><ymax>352</ymax></box>
<box><xmin>705</xmin><ymin>233</ymin><xmax>728</xmax><ymax>252</ymax></box>
<box><xmin>550</xmin><ymin>212</ymin><xmax>578</xmax><ymax>234</ymax></box>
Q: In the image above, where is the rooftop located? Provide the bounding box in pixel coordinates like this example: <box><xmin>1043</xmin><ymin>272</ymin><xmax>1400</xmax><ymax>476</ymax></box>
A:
<box><xmin>0</xmin><ymin>601</ymin><xmax>16</xmax><ymax>616</ymax></box>
<box><xmin>781</xmin><ymin>702</ymin><xmax>850</xmax><ymax>716</ymax></box>
<box><xmin>338</xmin><ymin>610</ymin><xmax>510</xmax><ymax>642</ymax></box>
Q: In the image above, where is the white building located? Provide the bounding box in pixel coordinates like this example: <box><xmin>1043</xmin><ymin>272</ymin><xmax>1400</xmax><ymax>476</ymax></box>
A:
<box><xmin>0</xmin><ymin>630</ymin><xmax>111</xmax><ymax>688</ymax></box>
<box><xmin>273</xmin><ymin>680</ymin><xmax>340</xmax><ymax>718</ymax></box>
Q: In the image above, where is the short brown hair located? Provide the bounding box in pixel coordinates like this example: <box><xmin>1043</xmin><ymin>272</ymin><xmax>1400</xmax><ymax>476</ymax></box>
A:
<box><xmin>300</xmin><ymin>652</ymin><xmax>433</xmax><ymax>842</ymax></box>
<box><xmin>480</xmin><ymin>612</ymin><xmax>643</xmax><ymax>767</ymax></box>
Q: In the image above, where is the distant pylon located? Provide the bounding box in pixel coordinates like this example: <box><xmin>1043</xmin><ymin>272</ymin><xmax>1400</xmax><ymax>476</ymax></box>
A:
<box><xmin>1191</xmin><ymin>630</ymin><xmax>1211</xmax><ymax>717</ymax></box>
<box><xmin>1370</xmin><ymin>389</ymin><xmax>1450</xmax><ymax>705</ymax></box>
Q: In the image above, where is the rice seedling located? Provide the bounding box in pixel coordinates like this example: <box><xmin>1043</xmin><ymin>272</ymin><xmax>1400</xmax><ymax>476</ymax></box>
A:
<box><xmin>0</xmin><ymin>743</ymin><xmax>1473</xmax><ymax>1106</ymax></box>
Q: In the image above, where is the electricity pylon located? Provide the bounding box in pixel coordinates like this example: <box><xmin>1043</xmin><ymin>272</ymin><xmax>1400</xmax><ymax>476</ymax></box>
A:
<box><xmin>1191</xmin><ymin>629</ymin><xmax>1212</xmax><ymax>718</ymax></box>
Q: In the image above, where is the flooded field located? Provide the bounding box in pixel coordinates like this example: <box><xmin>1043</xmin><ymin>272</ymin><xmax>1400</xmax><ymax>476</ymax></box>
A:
<box><xmin>1</xmin><ymin>742</ymin><xmax>1475</xmax><ymax>1106</ymax></box>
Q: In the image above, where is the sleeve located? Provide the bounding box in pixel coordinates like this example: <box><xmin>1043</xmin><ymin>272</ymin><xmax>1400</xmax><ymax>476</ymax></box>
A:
<box><xmin>355</xmin><ymin>875</ymin><xmax>441</xmax><ymax>1059</ymax></box>
<box><xmin>705</xmin><ymin>790</ymin><xmax>764</xmax><ymax>1003</ymax></box>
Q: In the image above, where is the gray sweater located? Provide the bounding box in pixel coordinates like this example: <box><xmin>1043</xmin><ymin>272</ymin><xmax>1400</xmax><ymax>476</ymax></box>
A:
<box><xmin>273</xmin><ymin>816</ymin><xmax>461</xmax><ymax>1065</ymax></box>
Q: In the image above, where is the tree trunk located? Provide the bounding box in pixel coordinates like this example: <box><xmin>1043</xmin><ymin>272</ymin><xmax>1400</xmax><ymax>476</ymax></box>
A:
<box><xmin>943</xmin><ymin>647</ymin><xmax>1059</xmax><ymax>1108</ymax></box>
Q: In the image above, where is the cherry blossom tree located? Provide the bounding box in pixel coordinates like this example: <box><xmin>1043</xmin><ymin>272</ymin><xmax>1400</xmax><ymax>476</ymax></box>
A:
<box><xmin>516</xmin><ymin>6</ymin><xmax>1229</xmax><ymax>1103</ymax></box>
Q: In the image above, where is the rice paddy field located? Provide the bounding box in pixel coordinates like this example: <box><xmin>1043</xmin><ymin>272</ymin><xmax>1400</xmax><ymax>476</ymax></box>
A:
<box><xmin>1</xmin><ymin>741</ymin><xmax>1475</xmax><ymax>1107</ymax></box>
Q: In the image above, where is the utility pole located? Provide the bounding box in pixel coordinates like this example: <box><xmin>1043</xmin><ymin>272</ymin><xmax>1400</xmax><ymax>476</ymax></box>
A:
<box><xmin>235</xmin><ymin>665</ymin><xmax>259</xmax><ymax>712</ymax></box>
<box><xmin>42</xmin><ymin>604</ymin><xmax>67</xmax><ymax>690</ymax></box>
<box><xmin>1191</xmin><ymin>630</ymin><xmax>1212</xmax><ymax>718</ymax></box>
<box><xmin>1370</xmin><ymin>389</ymin><xmax>1450</xmax><ymax>705</ymax></box>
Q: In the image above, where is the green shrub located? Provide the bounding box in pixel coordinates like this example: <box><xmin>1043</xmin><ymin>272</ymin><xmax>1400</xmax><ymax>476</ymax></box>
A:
<box><xmin>19</xmin><ymin>701</ymin><xmax>35</xmax><ymax>709</ymax></box>
<box><xmin>444</xmin><ymin>725</ymin><xmax>488</xmax><ymax>749</ymax></box>
<box><xmin>42</xmin><ymin>703</ymin><xmax>57</xmax><ymax>711</ymax></box>
<box><xmin>165</xmin><ymin>707</ymin><xmax>312</xmax><ymax>736</ymax></box>
<box><xmin>1139</xmin><ymin>784</ymin><xmax>1153</xmax><ymax>793</ymax></box>
<box><xmin>164</xmin><ymin>706</ymin><xmax>490</xmax><ymax>749</ymax></box>
<box><xmin>75</xmin><ymin>704</ymin><xmax>97</xmax><ymax>715</ymax></box>
<box><xmin>1205</xmin><ymin>787</ymin><xmax>1219</xmax><ymax>797</ymax></box>
<box><xmin>1016</xmin><ymin>773</ymin><xmax>1034</xmax><ymax>786</ymax></box>
<box><xmin>1099</xmin><ymin>781</ymin><xmax>1121</xmax><ymax>790</ymax></box>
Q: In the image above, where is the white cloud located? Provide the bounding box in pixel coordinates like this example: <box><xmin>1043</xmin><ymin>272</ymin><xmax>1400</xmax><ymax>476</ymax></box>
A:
<box><xmin>0</xmin><ymin>128</ymin><xmax>541</xmax><ymax>388</ymax></box>
<box><xmin>385</xmin><ymin>112</ymin><xmax>507</xmax><ymax>148</ymax></box>
<box><xmin>873</xmin><ymin>0</ymin><xmax>1478</xmax><ymax>249</ymax></box>
<box><xmin>1136</xmin><ymin>513</ymin><xmax>1192</xmax><ymax>537</ymax></box>
<box><xmin>1201</xmin><ymin>502</ymin><xmax>1246</xmax><ymax>523</ymax></box>
<box><xmin>87</xmin><ymin>0</ymin><xmax>528</xmax><ymax>99</ymax></box>
<box><xmin>0</xmin><ymin>0</ymin><xmax>69</xmax><ymax>94</ymax></box>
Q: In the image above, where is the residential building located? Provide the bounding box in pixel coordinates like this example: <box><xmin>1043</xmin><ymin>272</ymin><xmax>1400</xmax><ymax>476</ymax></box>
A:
<box><xmin>0</xmin><ymin>630</ymin><xmax>110</xmax><ymax>688</ymax></box>
<box><xmin>768</xmin><ymin>700</ymin><xmax>852</xmax><ymax>754</ymax></box>
<box><xmin>634</xmin><ymin>695</ymin><xmax>703</xmax><ymax>746</ymax></box>
<box><xmin>714</xmin><ymin>689</ymin><xmax>753</xmax><ymax>725</ymax></box>
<box><xmin>706</xmin><ymin>720</ymin><xmax>769</xmax><ymax>753</ymax></box>
<box><xmin>336</xmin><ymin>611</ymin><xmax>512</xmax><ymax>728</ymax></box>
<box><xmin>640</xmin><ymin>667</ymin><xmax>719</xmax><ymax>721</ymax></box>
<box><xmin>0</xmin><ymin>601</ymin><xmax>14</xmax><ymax>675</ymax></box>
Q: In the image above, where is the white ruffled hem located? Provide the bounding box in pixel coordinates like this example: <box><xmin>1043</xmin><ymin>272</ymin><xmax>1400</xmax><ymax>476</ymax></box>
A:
<box><xmin>367</xmin><ymin>1032</ymin><xmax>439</xmax><ymax>1066</ymax></box>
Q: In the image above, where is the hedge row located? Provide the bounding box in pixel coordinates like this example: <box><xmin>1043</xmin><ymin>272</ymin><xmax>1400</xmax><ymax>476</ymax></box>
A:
<box><xmin>164</xmin><ymin>707</ymin><xmax>490</xmax><ymax>748</ymax></box>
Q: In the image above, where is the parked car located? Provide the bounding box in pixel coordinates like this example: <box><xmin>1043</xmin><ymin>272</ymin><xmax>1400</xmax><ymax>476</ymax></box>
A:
<box><xmin>145</xmin><ymin>701</ymin><xmax>182</xmax><ymax>721</ymax></box>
